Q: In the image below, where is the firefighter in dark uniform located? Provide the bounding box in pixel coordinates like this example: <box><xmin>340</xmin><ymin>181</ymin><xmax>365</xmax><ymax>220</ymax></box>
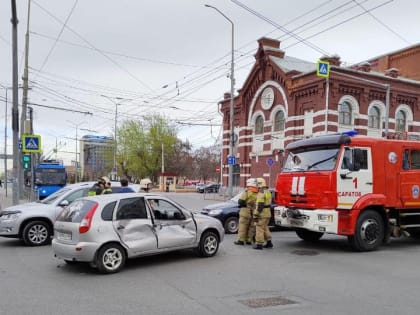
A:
<box><xmin>234</xmin><ymin>178</ymin><xmax>258</xmax><ymax>245</ymax></box>
<box><xmin>253</xmin><ymin>178</ymin><xmax>273</xmax><ymax>250</ymax></box>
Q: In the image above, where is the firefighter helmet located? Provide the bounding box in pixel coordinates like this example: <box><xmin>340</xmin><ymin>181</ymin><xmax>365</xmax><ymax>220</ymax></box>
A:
<box><xmin>246</xmin><ymin>178</ymin><xmax>258</xmax><ymax>188</ymax></box>
<box><xmin>257</xmin><ymin>177</ymin><xmax>267</xmax><ymax>188</ymax></box>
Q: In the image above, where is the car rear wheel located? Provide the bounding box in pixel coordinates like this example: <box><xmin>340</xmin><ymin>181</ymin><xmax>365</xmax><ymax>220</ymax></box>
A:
<box><xmin>224</xmin><ymin>217</ymin><xmax>239</xmax><ymax>234</ymax></box>
<box><xmin>197</xmin><ymin>231</ymin><xmax>219</xmax><ymax>257</ymax></box>
<box><xmin>96</xmin><ymin>243</ymin><xmax>126</xmax><ymax>274</ymax></box>
<box><xmin>22</xmin><ymin>220</ymin><xmax>51</xmax><ymax>246</ymax></box>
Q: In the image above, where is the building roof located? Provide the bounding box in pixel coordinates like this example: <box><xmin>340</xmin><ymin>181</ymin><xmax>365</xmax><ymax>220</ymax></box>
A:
<box><xmin>270</xmin><ymin>55</ymin><xmax>316</xmax><ymax>74</ymax></box>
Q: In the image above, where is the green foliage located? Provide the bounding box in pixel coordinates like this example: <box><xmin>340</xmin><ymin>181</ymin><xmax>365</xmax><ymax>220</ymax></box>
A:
<box><xmin>117</xmin><ymin>114</ymin><xmax>178</xmax><ymax>180</ymax></box>
<box><xmin>116</xmin><ymin>113</ymin><xmax>221</xmax><ymax>183</ymax></box>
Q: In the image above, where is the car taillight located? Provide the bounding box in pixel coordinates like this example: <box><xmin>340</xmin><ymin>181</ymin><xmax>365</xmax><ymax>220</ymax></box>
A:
<box><xmin>79</xmin><ymin>203</ymin><xmax>99</xmax><ymax>234</ymax></box>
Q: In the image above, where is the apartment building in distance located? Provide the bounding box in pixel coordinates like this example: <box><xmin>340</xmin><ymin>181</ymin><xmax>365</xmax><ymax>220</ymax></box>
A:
<box><xmin>79</xmin><ymin>135</ymin><xmax>114</xmax><ymax>181</ymax></box>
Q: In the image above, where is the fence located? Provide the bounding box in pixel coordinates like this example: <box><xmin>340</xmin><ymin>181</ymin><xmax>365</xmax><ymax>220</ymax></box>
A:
<box><xmin>202</xmin><ymin>185</ymin><xmax>242</xmax><ymax>201</ymax></box>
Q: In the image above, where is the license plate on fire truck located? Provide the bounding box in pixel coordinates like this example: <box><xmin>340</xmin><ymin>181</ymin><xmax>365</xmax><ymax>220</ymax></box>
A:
<box><xmin>289</xmin><ymin>218</ymin><xmax>303</xmax><ymax>226</ymax></box>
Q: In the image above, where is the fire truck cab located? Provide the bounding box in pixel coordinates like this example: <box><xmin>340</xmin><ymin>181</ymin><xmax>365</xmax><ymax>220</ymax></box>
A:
<box><xmin>275</xmin><ymin>131</ymin><xmax>420</xmax><ymax>251</ymax></box>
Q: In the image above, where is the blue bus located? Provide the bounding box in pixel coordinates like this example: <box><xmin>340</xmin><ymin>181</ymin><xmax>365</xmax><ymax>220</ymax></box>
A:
<box><xmin>34</xmin><ymin>160</ymin><xmax>67</xmax><ymax>199</ymax></box>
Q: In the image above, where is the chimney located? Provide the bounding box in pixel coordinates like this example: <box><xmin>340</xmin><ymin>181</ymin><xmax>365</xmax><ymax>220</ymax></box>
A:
<box><xmin>320</xmin><ymin>54</ymin><xmax>341</xmax><ymax>66</ymax></box>
<box><xmin>256</xmin><ymin>37</ymin><xmax>285</xmax><ymax>59</ymax></box>
<box><xmin>358</xmin><ymin>61</ymin><xmax>371</xmax><ymax>72</ymax></box>
<box><xmin>385</xmin><ymin>68</ymin><xmax>399</xmax><ymax>78</ymax></box>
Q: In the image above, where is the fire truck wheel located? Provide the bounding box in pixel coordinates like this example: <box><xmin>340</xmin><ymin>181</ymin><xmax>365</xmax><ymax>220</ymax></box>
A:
<box><xmin>295</xmin><ymin>228</ymin><xmax>324</xmax><ymax>242</ymax></box>
<box><xmin>349</xmin><ymin>210</ymin><xmax>384</xmax><ymax>251</ymax></box>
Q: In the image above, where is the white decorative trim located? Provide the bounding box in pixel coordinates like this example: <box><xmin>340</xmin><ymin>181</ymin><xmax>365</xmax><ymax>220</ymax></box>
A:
<box><xmin>248</xmin><ymin>80</ymin><xmax>289</xmax><ymax>124</ymax></box>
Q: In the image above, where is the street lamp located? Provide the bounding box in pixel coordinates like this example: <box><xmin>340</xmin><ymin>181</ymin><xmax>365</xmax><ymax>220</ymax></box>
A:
<box><xmin>101</xmin><ymin>95</ymin><xmax>132</xmax><ymax>180</ymax></box>
<box><xmin>205</xmin><ymin>4</ymin><xmax>235</xmax><ymax>197</ymax></box>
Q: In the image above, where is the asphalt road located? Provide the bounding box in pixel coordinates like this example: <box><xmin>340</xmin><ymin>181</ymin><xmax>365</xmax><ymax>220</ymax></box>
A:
<box><xmin>1</xmin><ymin>192</ymin><xmax>420</xmax><ymax>315</ymax></box>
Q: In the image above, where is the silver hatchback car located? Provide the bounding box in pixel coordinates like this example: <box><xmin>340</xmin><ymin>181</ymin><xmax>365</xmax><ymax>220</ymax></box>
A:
<box><xmin>52</xmin><ymin>193</ymin><xmax>224</xmax><ymax>274</ymax></box>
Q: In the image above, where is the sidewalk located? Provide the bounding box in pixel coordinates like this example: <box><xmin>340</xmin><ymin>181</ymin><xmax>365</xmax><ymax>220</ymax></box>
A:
<box><xmin>0</xmin><ymin>186</ymin><xmax>29</xmax><ymax>210</ymax></box>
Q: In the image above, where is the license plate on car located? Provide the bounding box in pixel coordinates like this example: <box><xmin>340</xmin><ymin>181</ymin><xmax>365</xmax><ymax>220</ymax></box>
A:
<box><xmin>57</xmin><ymin>232</ymin><xmax>72</xmax><ymax>240</ymax></box>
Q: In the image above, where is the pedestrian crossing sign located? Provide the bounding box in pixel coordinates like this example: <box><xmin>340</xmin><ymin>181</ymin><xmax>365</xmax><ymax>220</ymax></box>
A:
<box><xmin>22</xmin><ymin>134</ymin><xmax>42</xmax><ymax>153</ymax></box>
<box><xmin>317</xmin><ymin>60</ymin><xmax>330</xmax><ymax>78</ymax></box>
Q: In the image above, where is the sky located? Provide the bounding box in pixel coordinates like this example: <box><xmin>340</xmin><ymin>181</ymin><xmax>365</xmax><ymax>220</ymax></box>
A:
<box><xmin>0</xmin><ymin>0</ymin><xmax>418</xmax><ymax>167</ymax></box>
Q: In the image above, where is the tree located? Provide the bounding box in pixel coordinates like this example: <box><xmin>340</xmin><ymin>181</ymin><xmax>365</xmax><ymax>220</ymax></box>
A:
<box><xmin>193</xmin><ymin>144</ymin><xmax>220</xmax><ymax>182</ymax></box>
<box><xmin>165</xmin><ymin>139</ymin><xmax>194</xmax><ymax>182</ymax></box>
<box><xmin>117</xmin><ymin>114</ymin><xmax>178</xmax><ymax>181</ymax></box>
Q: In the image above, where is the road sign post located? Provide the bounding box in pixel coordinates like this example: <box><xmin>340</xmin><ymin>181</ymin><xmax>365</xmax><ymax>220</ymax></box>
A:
<box><xmin>317</xmin><ymin>60</ymin><xmax>330</xmax><ymax>134</ymax></box>
<box><xmin>266</xmin><ymin>157</ymin><xmax>274</xmax><ymax>187</ymax></box>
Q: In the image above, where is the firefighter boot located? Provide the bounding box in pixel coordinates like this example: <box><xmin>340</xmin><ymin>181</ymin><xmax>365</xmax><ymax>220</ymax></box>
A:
<box><xmin>234</xmin><ymin>240</ymin><xmax>245</xmax><ymax>245</ymax></box>
<box><xmin>263</xmin><ymin>240</ymin><xmax>273</xmax><ymax>248</ymax></box>
<box><xmin>253</xmin><ymin>244</ymin><xmax>263</xmax><ymax>250</ymax></box>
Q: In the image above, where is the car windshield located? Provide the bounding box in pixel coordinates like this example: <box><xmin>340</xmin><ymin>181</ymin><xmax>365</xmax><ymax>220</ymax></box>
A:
<box><xmin>56</xmin><ymin>199</ymin><xmax>97</xmax><ymax>222</ymax></box>
<box><xmin>230</xmin><ymin>192</ymin><xmax>243</xmax><ymax>203</ymax></box>
<box><xmin>39</xmin><ymin>186</ymin><xmax>72</xmax><ymax>204</ymax></box>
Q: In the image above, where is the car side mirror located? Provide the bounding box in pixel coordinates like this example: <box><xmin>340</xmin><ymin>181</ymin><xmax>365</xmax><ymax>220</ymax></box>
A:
<box><xmin>58</xmin><ymin>200</ymin><xmax>69</xmax><ymax>207</ymax></box>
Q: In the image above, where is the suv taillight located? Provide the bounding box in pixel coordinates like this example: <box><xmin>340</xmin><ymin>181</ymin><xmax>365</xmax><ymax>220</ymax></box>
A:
<box><xmin>79</xmin><ymin>203</ymin><xmax>99</xmax><ymax>234</ymax></box>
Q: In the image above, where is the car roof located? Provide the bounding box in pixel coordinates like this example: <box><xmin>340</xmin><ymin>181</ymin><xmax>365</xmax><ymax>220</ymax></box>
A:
<box><xmin>80</xmin><ymin>192</ymin><xmax>166</xmax><ymax>202</ymax></box>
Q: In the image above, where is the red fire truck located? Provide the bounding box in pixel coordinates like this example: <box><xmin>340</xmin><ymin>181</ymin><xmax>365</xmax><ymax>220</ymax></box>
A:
<box><xmin>274</xmin><ymin>131</ymin><xmax>420</xmax><ymax>251</ymax></box>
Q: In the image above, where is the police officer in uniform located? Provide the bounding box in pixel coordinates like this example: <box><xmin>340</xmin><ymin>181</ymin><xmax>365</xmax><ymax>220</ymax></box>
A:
<box><xmin>234</xmin><ymin>178</ymin><xmax>258</xmax><ymax>245</ymax></box>
<box><xmin>253</xmin><ymin>178</ymin><xmax>273</xmax><ymax>250</ymax></box>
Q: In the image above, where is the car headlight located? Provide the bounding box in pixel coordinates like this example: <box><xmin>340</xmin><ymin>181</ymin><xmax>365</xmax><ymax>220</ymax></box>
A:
<box><xmin>0</xmin><ymin>211</ymin><xmax>22</xmax><ymax>221</ymax></box>
<box><xmin>208</xmin><ymin>209</ymin><xmax>223</xmax><ymax>216</ymax></box>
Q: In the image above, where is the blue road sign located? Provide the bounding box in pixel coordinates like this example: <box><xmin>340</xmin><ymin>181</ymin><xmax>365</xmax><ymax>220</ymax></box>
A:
<box><xmin>266</xmin><ymin>157</ymin><xmax>274</xmax><ymax>167</ymax></box>
<box><xmin>22</xmin><ymin>134</ymin><xmax>42</xmax><ymax>153</ymax></box>
<box><xmin>317</xmin><ymin>60</ymin><xmax>330</xmax><ymax>78</ymax></box>
<box><xmin>227</xmin><ymin>156</ymin><xmax>236</xmax><ymax>165</ymax></box>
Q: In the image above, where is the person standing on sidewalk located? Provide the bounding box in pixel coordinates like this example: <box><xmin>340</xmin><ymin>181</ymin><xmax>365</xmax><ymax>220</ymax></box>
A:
<box><xmin>253</xmin><ymin>178</ymin><xmax>273</xmax><ymax>250</ymax></box>
<box><xmin>234</xmin><ymin>178</ymin><xmax>258</xmax><ymax>245</ymax></box>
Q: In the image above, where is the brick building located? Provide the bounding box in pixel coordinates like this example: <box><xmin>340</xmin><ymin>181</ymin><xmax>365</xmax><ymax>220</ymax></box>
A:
<box><xmin>219</xmin><ymin>37</ymin><xmax>420</xmax><ymax>188</ymax></box>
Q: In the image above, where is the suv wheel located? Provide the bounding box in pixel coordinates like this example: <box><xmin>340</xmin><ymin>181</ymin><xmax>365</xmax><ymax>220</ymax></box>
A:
<box><xmin>22</xmin><ymin>220</ymin><xmax>51</xmax><ymax>246</ymax></box>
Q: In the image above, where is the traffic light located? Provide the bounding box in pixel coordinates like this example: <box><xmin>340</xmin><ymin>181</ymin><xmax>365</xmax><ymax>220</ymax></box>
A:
<box><xmin>23</xmin><ymin>154</ymin><xmax>31</xmax><ymax>169</ymax></box>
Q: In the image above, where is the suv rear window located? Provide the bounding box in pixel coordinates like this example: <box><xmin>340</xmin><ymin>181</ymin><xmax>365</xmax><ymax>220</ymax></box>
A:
<box><xmin>56</xmin><ymin>199</ymin><xmax>97</xmax><ymax>223</ymax></box>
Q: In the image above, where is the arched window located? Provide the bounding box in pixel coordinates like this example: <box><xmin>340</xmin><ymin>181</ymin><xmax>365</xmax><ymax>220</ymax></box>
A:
<box><xmin>396</xmin><ymin>110</ymin><xmax>406</xmax><ymax>132</ymax></box>
<box><xmin>339</xmin><ymin>102</ymin><xmax>352</xmax><ymax>125</ymax></box>
<box><xmin>368</xmin><ymin>106</ymin><xmax>380</xmax><ymax>129</ymax></box>
<box><xmin>273</xmin><ymin>111</ymin><xmax>285</xmax><ymax>131</ymax></box>
<box><xmin>255</xmin><ymin>115</ymin><xmax>264</xmax><ymax>134</ymax></box>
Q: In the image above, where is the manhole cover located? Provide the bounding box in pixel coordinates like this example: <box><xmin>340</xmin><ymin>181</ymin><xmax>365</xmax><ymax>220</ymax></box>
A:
<box><xmin>291</xmin><ymin>249</ymin><xmax>319</xmax><ymax>256</ymax></box>
<box><xmin>239</xmin><ymin>296</ymin><xmax>297</xmax><ymax>308</ymax></box>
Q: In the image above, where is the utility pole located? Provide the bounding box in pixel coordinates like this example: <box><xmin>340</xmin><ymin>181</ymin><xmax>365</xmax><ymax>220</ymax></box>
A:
<box><xmin>19</xmin><ymin>0</ymin><xmax>31</xmax><ymax>198</ymax></box>
<box><xmin>11</xmin><ymin>0</ymin><xmax>20</xmax><ymax>205</ymax></box>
